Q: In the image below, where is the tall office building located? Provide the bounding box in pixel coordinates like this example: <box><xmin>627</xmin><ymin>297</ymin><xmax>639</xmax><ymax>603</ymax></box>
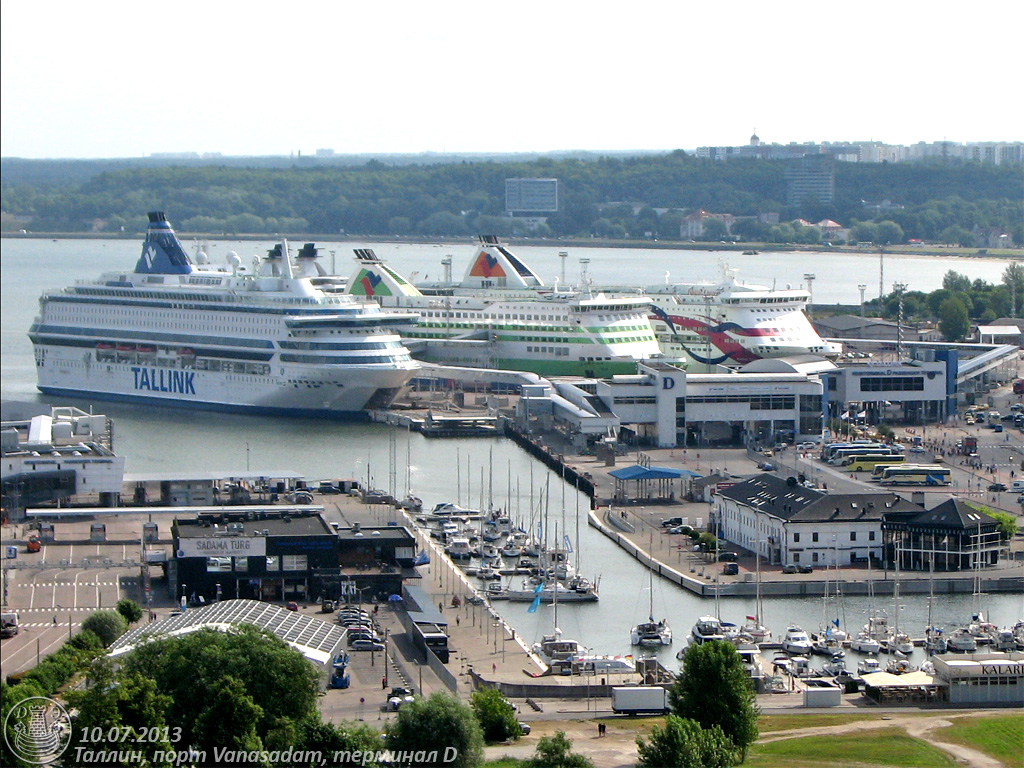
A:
<box><xmin>505</xmin><ymin>178</ymin><xmax>559</xmax><ymax>213</ymax></box>
<box><xmin>784</xmin><ymin>155</ymin><xmax>835</xmax><ymax>206</ymax></box>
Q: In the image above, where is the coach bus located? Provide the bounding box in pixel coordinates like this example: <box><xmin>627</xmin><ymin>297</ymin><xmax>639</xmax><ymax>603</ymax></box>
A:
<box><xmin>877</xmin><ymin>464</ymin><xmax>952</xmax><ymax>486</ymax></box>
<box><xmin>845</xmin><ymin>454</ymin><xmax>907</xmax><ymax>472</ymax></box>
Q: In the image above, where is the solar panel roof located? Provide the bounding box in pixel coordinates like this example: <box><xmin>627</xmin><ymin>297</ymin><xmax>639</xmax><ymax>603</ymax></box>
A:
<box><xmin>109</xmin><ymin>599</ymin><xmax>346</xmax><ymax>664</ymax></box>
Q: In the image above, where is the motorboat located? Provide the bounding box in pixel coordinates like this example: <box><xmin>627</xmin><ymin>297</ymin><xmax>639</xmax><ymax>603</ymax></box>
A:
<box><xmin>485</xmin><ymin>582</ymin><xmax>507</xmax><ymax>599</ymax></box>
<box><xmin>822</xmin><ymin>657</ymin><xmax>847</xmax><ymax>677</ymax></box>
<box><xmin>946</xmin><ymin>628</ymin><xmax>978</xmax><ymax>652</ymax></box>
<box><xmin>886</xmin><ymin>658</ymin><xmax>914</xmax><ymax>675</ymax></box>
<box><xmin>690</xmin><ymin>615</ymin><xmax>727</xmax><ymax>645</ymax></box>
<box><xmin>856</xmin><ymin>656</ymin><xmax>881</xmax><ymax>676</ymax></box>
<box><xmin>501</xmin><ymin>544</ymin><xmax>523</xmax><ymax>558</ymax></box>
<box><xmin>445</xmin><ymin>537</ymin><xmax>473</xmax><ymax>561</ymax></box>
<box><xmin>782</xmin><ymin>626</ymin><xmax>813</xmax><ymax>655</ymax></box>
<box><xmin>849</xmin><ymin>631</ymin><xmax>881</xmax><ymax>654</ymax></box>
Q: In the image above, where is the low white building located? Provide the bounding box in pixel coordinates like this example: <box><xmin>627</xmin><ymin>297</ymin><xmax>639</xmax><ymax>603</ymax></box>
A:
<box><xmin>712</xmin><ymin>474</ymin><xmax>920</xmax><ymax>567</ymax></box>
<box><xmin>1</xmin><ymin>404</ymin><xmax>125</xmax><ymax>511</ymax></box>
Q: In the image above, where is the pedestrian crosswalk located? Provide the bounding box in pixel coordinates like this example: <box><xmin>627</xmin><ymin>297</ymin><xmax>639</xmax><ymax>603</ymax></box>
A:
<box><xmin>17</xmin><ymin>622</ymin><xmax>84</xmax><ymax>629</ymax></box>
<box><xmin>15</xmin><ymin>581</ymin><xmax>129</xmax><ymax>588</ymax></box>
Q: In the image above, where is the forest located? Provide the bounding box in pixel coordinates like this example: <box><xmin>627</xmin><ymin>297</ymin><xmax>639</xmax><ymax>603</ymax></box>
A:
<box><xmin>1</xmin><ymin>151</ymin><xmax>1021</xmax><ymax>246</ymax></box>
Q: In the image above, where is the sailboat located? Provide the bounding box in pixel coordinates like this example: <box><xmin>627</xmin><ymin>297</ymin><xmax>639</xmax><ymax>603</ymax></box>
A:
<box><xmin>631</xmin><ymin>561</ymin><xmax>672</xmax><ymax>646</ymax></box>
<box><xmin>741</xmin><ymin>539</ymin><xmax>770</xmax><ymax>642</ymax></box>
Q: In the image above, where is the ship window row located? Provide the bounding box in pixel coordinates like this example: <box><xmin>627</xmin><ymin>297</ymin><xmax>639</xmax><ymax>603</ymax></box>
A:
<box><xmin>279</xmin><ymin>353</ymin><xmax>410</xmax><ymax>365</ymax></box>
<box><xmin>195</xmin><ymin>360</ymin><xmax>272</xmax><ymax>375</ymax></box>
<box><xmin>278</xmin><ymin>340</ymin><xmax>403</xmax><ymax>351</ymax></box>
<box><xmin>613</xmin><ymin>396</ymin><xmax>657</xmax><ymax>405</ymax></box>
<box><xmin>526</xmin><ymin>346</ymin><xmax>570</xmax><ymax>357</ymax></box>
<box><xmin>57</xmin><ymin>292</ymin><xmax>363</xmax><ymax>315</ymax></box>
<box><xmin>33</xmin><ymin>324</ymin><xmax>274</xmax><ymax>349</ymax></box>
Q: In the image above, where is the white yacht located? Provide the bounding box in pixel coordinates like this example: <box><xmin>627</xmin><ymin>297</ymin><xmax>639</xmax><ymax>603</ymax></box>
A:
<box><xmin>31</xmin><ymin>213</ymin><xmax>417</xmax><ymax>416</ymax></box>
<box><xmin>690</xmin><ymin>615</ymin><xmax>728</xmax><ymax>646</ymax></box>
<box><xmin>782</xmin><ymin>626</ymin><xmax>813</xmax><ymax>655</ymax></box>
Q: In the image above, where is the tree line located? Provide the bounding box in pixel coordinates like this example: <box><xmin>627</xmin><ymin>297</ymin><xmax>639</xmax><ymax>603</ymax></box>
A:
<box><xmin>2</xmin><ymin>153</ymin><xmax>1021</xmax><ymax>246</ymax></box>
<box><xmin>863</xmin><ymin>264</ymin><xmax>1024</xmax><ymax>341</ymax></box>
<box><xmin>2</xmin><ymin>601</ymin><xmax>759</xmax><ymax>768</ymax></box>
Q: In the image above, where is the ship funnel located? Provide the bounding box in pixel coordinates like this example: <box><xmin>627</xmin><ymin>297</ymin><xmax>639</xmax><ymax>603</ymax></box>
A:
<box><xmin>134</xmin><ymin>212</ymin><xmax>194</xmax><ymax>275</ymax></box>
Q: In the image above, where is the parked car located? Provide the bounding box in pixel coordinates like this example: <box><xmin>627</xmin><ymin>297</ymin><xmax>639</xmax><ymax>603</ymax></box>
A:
<box><xmin>518</xmin><ymin>722</ymin><xmax>532</xmax><ymax>736</ymax></box>
<box><xmin>994</xmin><ymin>425</ymin><xmax>1004</xmax><ymax>433</ymax></box>
<box><xmin>717</xmin><ymin>551</ymin><xmax>738</xmax><ymax>562</ymax></box>
<box><xmin>661</xmin><ymin>517</ymin><xmax>684</xmax><ymax>528</ymax></box>
<box><xmin>349</xmin><ymin>639</ymin><xmax>386</xmax><ymax>652</ymax></box>
<box><xmin>387</xmin><ymin>687</ymin><xmax>416</xmax><ymax>711</ymax></box>
<box><xmin>782</xmin><ymin>564</ymin><xmax>812</xmax><ymax>574</ymax></box>
<box><xmin>722</xmin><ymin>562</ymin><xmax>739</xmax><ymax>576</ymax></box>
<box><xmin>285</xmin><ymin>601</ymin><xmax>299</xmax><ymax>611</ymax></box>
<box><xmin>988</xmin><ymin>482</ymin><xmax>1008</xmax><ymax>492</ymax></box>
<box><xmin>758</xmin><ymin>462</ymin><xmax>775</xmax><ymax>471</ymax></box>
<box><xmin>797</xmin><ymin>442</ymin><xmax>817</xmax><ymax>451</ymax></box>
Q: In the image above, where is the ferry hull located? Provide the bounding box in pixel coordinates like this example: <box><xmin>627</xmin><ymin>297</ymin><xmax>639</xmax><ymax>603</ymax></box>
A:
<box><xmin>35</xmin><ymin>349</ymin><xmax>413</xmax><ymax>418</ymax></box>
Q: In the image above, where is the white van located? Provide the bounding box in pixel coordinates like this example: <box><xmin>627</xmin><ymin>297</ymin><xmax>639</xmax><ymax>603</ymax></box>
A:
<box><xmin>1010</xmin><ymin>480</ymin><xmax>1024</xmax><ymax>492</ymax></box>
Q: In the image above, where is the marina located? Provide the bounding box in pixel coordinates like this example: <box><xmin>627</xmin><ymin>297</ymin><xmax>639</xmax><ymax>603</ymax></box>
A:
<box><xmin>3</xmin><ymin>236</ymin><xmax>1023</xmax><ymax>700</ymax></box>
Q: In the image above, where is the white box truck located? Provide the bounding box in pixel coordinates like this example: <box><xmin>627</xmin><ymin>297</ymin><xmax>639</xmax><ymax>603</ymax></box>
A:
<box><xmin>611</xmin><ymin>686</ymin><xmax>670</xmax><ymax>715</ymax></box>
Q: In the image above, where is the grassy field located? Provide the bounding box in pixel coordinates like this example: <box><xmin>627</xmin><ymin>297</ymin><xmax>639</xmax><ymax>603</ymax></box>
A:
<box><xmin>758</xmin><ymin>713</ymin><xmax>880</xmax><ymax>732</ymax></box>
<box><xmin>746</xmin><ymin>726</ymin><xmax>958</xmax><ymax>768</ymax></box>
<box><xmin>937</xmin><ymin>713</ymin><xmax>1024</xmax><ymax>768</ymax></box>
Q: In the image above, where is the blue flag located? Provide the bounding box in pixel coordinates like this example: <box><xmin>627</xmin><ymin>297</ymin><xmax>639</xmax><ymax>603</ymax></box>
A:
<box><xmin>527</xmin><ymin>581</ymin><xmax>543</xmax><ymax>614</ymax></box>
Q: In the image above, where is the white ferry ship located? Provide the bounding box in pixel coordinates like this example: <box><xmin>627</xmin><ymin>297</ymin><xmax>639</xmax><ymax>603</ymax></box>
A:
<box><xmin>605</xmin><ymin>266</ymin><xmax>842</xmax><ymax>366</ymax></box>
<box><xmin>344</xmin><ymin>237</ymin><xmax>667</xmax><ymax>378</ymax></box>
<box><xmin>30</xmin><ymin>212</ymin><xmax>418</xmax><ymax>417</ymax></box>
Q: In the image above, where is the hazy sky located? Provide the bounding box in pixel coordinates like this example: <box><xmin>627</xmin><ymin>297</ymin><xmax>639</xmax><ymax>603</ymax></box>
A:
<box><xmin>2</xmin><ymin>1</ymin><xmax>1021</xmax><ymax>159</ymax></box>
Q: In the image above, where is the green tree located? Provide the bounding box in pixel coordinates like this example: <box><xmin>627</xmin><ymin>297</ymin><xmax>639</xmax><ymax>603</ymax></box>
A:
<box><xmin>116</xmin><ymin>598</ymin><xmax>143</xmax><ymax>625</ymax></box>
<box><xmin>942</xmin><ymin>271</ymin><xmax>972</xmax><ymax>292</ymax></box>
<box><xmin>520</xmin><ymin>730</ymin><xmax>594</xmax><ymax>768</ymax></box>
<box><xmin>193</xmin><ymin>675</ymin><xmax>265</xmax><ymax>757</ymax></box>
<box><xmin>123</xmin><ymin>625</ymin><xmax>319</xmax><ymax>753</ymax></box>
<box><xmin>636</xmin><ymin>715</ymin><xmax>736</xmax><ymax>768</ymax></box>
<box><xmin>670</xmin><ymin>641</ymin><xmax>759</xmax><ymax>759</ymax></box>
<box><xmin>1002</xmin><ymin>262</ymin><xmax>1024</xmax><ymax>315</ymax></box>
<box><xmin>63</xmin><ymin>659</ymin><xmax>174</xmax><ymax>766</ymax></box>
<box><xmin>876</xmin><ymin>220</ymin><xmax>905</xmax><ymax>244</ymax></box>
<box><xmin>81</xmin><ymin>610</ymin><xmax>128</xmax><ymax>648</ymax></box>
<box><xmin>938</xmin><ymin>297</ymin><xmax>971</xmax><ymax>341</ymax></box>
<box><xmin>386</xmin><ymin>692</ymin><xmax>484</xmax><ymax>768</ymax></box>
<box><xmin>469</xmin><ymin>688</ymin><xmax>521</xmax><ymax>743</ymax></box>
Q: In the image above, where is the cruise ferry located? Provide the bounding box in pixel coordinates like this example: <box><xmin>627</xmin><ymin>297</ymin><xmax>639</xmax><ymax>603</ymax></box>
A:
<box><xmin>344</xmin><ymin>237</ymin><xmax>667</xmax><ymax>378</ymax></box>
<box><xmin>30</xmin><ymin>213</ymin><xmax>418</xmax><ymax>417</ymax></box>
<box><xmin>603</xmin><ymin>265</ymin><xmax>842</xmax><ymax>366</ymax></box>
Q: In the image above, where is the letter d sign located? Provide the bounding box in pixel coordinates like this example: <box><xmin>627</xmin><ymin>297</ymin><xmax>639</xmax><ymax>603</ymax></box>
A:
<box><xmin>662</xmin><ymin>377</ymin><xmax>675</xmax><ymax>390</ymax></box>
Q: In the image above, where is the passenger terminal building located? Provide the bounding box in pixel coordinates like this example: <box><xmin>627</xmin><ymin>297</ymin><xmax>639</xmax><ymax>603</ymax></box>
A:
<box><xmin>517</xmin><ymin>341</ymin><xmax>1012</xmax><ymax>449</ymax></box>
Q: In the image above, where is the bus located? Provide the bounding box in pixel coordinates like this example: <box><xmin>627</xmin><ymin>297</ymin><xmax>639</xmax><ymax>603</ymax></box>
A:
<box><xmin>878</xmin><ymin>464</ymin><xmax>952</xmax><ymax>486</ymax></box>
<box><xmin>845</xmin><ymin>454</ymin><xmax>906</xmax><ymax>471</ymax></box>
<box><xmin>821</xmin><ymin>441</ymin><xmax>882</xmax><ymax>462</ymax></box>
<box><xmin>829</xmin><ymin>445</ymin><xmax>902</xmax><ymax>465</ymax></box>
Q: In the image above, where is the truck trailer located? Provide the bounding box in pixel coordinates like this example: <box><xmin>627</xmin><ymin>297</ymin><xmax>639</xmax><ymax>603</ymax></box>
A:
<box><xmin>610</xmin><ymin>686</ymin><xmax>670</xmax><ymax>715</ymax></box>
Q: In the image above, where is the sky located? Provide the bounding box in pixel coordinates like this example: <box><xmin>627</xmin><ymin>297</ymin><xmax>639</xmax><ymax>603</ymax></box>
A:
<box><xmin>2</xmin><ymin>1</ymin><xmax>1021</xmax><ymax>160</ymax></box>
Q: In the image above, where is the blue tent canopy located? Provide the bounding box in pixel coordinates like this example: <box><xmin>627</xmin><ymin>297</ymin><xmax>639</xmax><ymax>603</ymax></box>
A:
<box><xmin>609</xmin><ymin>465</ymin><xmax>700</xmax><ymax>480</ymax></box>
<box><xmin>609</xmin><ymin>464</ymin><xmax>701</xmax><ymax>502</ymax></box>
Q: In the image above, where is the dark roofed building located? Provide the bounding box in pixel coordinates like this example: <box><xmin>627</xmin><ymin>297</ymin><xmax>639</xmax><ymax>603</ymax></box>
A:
<box><xmin>714</xmin><ymin>474</ymin><xmax>919</xmax><ymax>567</ymax></box>
<box><xmin>882</xmin><ymin>497</ymin><xmax>1001</xmax><ymax>571</ymax></box>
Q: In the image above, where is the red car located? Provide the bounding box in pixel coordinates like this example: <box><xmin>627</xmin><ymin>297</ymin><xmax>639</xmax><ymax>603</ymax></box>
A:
<box><xmin>286</xmin><ymin>601</ymin><xmax>299</xmax><ymax>611</ymax></box>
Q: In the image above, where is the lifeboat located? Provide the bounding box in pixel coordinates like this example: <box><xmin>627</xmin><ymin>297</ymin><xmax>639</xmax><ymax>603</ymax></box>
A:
<box><xmin>116</xmin><ymin>343</ymin><xmax>136</xmax><ymax>352</ymax></box>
